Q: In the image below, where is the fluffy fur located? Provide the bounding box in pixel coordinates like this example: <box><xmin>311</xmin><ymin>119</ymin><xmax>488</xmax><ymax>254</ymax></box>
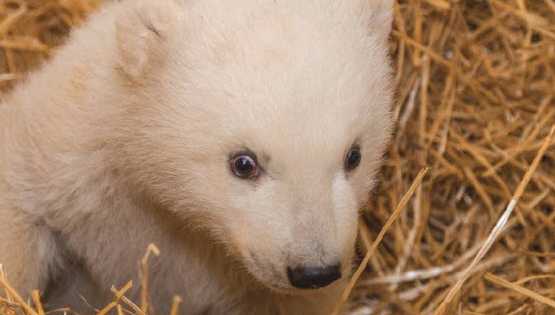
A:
<box><xmin>0</xmin><ymin>0</ymin><xmax>393</xmax><ymax>314</ymax></box>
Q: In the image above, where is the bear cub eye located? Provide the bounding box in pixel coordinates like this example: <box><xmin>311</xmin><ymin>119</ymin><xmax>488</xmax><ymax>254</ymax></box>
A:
<box><xmin>345</xmin><ymin>145</ymin><xmax>362</xmax><ymax>171</ymax></box>
<box><xmin>230</xmin><ymin>151</ymin><xmax>260</xmax><ymax>179</ymax></box>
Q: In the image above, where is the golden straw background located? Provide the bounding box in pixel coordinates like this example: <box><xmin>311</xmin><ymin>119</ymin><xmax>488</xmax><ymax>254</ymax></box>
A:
<box><xmin>0</xmin><ymin>0</ymin><xmax>554</xmax><ymax>314</ymax></box>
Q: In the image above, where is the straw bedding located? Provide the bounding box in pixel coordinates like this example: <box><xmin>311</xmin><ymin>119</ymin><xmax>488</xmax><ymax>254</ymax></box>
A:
<box><xmin>0</xmin><ymin>1</ymin><xmax>554</xmax><ymax>314</ymax></box>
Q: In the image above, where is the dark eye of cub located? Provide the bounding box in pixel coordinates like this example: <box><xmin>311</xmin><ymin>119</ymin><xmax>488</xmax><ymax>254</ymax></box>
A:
<box><xmin>230</xmin><ymin>152</ymin><xmax>259</xmax><ymax>179</ymax></box>
<box><xmin>345</xmin><ymin>145</ymin><xmax>362</xmax><ymax>171</ymax></box>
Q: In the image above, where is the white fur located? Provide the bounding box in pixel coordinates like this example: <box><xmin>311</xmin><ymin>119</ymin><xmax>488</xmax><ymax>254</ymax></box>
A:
<box><xmin>0</xmin><ymin>0</ymin><xmax>393</xmax><ymax>314</ymax></box>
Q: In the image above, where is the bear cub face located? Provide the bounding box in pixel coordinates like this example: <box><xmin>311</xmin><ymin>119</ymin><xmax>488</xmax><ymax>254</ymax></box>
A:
<box><xmin>115</xmin><ymin>0</ymin><xmax>393</xmax><ymax>293</ymax></box>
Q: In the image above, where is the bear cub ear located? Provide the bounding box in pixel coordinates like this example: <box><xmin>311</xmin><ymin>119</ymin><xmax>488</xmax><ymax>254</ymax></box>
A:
<box><xmin>116</xmin><ymin>0</ymin><xmax>183</xmax><ymax>80</ymax></box>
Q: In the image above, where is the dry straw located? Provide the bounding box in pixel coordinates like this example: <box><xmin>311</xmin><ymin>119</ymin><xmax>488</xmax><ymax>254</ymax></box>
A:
<box><xmin>349</xmin><ymin>0</ymin><xmax>555</xmax><ymax>314</ymax></box>
<box><xmin>433</xmin><ymin>127</ymin><xmax>555</xmax><ymax>315</ymax></box>
<box><xmin>332</xmin><ymin>168</ymin><xmax>429</xmax><ymax>315</ymax></box>
<box><xmin>0</xmin><ymin>0</ymin><xmax>554</xmax><ymax>315</ymax></box>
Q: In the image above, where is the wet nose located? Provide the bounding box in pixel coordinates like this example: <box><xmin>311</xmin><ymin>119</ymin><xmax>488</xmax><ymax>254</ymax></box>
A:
<box><xmin>287</xmin><ymin>263</ymin><xmax>342</xmax><ymax>289</ymax></box>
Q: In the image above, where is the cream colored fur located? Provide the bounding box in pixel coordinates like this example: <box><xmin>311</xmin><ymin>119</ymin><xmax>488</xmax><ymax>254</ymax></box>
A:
<box><xmin>0</xmin><ymin>0</ymin><xmax>393</xmax><ymax>314</ymax></box>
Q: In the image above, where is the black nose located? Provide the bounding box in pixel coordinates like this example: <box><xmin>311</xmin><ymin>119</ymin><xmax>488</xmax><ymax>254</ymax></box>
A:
<box><xmin>287</xmin><ymin>264</ymin><xmax>342</xmax><ymax>289</ymax></box>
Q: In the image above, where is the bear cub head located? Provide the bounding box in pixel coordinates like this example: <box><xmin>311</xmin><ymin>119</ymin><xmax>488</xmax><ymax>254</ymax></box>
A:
<box><xmin>114</xmin><ymin>0</ymin><xmax>393</xmax><ymax>292</ymax></box>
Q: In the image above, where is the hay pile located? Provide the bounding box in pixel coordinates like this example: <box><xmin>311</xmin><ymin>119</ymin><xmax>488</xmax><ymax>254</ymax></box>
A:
<box><xmin>350</xmin><ymin>0</ymin><xmax>555</xmax><ymax>314</ymax></box>
<box><xmin>0</xmin><ymin>0</ymin><xmax>554</xmax><ymax>314</ymax></box>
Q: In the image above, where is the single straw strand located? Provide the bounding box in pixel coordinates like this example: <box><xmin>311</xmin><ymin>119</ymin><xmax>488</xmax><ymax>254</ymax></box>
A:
<box><xmin>485</xmin><ymin>273</ymin><xmax>555</xmax><ymax>309</ymax></box>
<box><xmin>141</xmin><ymin>244</ymin><xmax>161</xmax><ymax>315</ymax></box>
<box><xmin>169</xmin><ymin>296</ymin><xmax>182</xmax><ymax>315</ymax></box>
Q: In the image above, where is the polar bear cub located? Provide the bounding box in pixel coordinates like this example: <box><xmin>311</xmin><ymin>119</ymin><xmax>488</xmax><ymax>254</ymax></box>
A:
<box><xmin>0</xmin><ymin>0</ymin><xmax>393</xmax><ymax>314</ymax></box>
